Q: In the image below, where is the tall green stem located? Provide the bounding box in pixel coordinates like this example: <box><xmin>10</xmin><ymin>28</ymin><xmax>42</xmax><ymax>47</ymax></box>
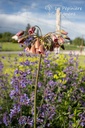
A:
<box><xmin>34</xmin><ymin>54</ymin><xmax>42</xmax><ymax>128</ymax></box>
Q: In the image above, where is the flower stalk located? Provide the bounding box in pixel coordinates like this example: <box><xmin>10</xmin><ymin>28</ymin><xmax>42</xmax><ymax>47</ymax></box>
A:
<box><xmin>34</xmin><ymin>54</ymin><xmax>42</xmax><ymax>128</ymax></box>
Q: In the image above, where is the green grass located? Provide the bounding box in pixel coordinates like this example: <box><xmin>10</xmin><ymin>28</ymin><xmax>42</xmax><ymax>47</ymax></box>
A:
<box><xmin>0</xmin><ymin>42</ymin><xmax>23</xmax><ymax>51</ymax></box>
<box><xmin>78</xmin><ymin>55</ymin><xmax>85</xmax><ymax>68</ymax></box>
<box><xmin>0</xmin><ymin>42</ymin><xmax>83</xmax><ymax>51</ymax></box>
<box><xmin>64</xmin><ymin>44</ymin><xmax>80</xmax><ymax>50</ymax></box>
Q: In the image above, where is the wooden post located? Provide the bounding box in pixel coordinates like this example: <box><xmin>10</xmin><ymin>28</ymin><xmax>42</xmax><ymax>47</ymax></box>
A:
<box><xmin>55</xmin><ymin>8</ymin><xmax>61</xmax><ymax>54</ymax></box>
<box><xmin>80</xmin><ymin>35</ymin><xmax>84</xmax><ymax>54</ymax></box>
<box><xmin>56</xmin><ymin>8</ymin><xmax>61</xmax><ymax>31</ymax></box>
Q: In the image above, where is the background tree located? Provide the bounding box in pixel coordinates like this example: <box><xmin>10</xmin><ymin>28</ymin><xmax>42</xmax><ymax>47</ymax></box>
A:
<box><xmin>0</xmin><ymin>33</ymin><xmax>2</xmax><ymax>38</ymax></box>
<box><xmin>25</xmin><ymin>24</ymin><xmax>31</xmax><ymax>35</ymax></box>
<box><xmin>0</xmin><ymin>32</ymin><xmax>13</xmax><ymax>42</ymax></box>
<box><xmin>72</xmin><ymin>37</ymin><xmax>85</xmax><ymax>46</ymax></box>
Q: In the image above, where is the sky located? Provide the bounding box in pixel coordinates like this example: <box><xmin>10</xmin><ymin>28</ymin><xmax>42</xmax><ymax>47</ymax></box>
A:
<box><xmin>0</xmin><ymin>0</ymin><xmax>85</xmax><ymax>39</ymax></box>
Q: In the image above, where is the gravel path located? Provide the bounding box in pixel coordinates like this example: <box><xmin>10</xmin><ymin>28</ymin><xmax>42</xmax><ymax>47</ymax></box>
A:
<box><xmin>0</xmin><ymin>51</ymin><xmax>85</xmax><ymax>55</ymax></box>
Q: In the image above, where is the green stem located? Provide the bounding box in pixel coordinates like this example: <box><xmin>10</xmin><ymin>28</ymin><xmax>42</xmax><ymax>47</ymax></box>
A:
<box><xmin>34</xmin><ymin>54</ymin><xmax>42</xmax><ymax>128</ymax></box>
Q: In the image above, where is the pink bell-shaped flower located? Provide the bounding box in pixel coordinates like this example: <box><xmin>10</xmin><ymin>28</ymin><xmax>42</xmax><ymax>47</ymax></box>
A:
<box><xmin>34</xmin><ymin>38</ymin><xmax>40</xmax><ymax>49</ymax></box>
<box><xmin>60</xmin><ymin>29</ymin><xmax>68</xmax><ymax>35</ymax></box>
<box><xmin>58</xmin><ymin>36</ymin><xmax>65</xmax><ymax>45</ymax></box>
<box><xmin>38</xmin><ymin>45</ymin><xmax>45</xmax><ymax>54</ymax></box>
<box><xmin>55</xmin><ymin>43</ymin><xmax>60</xmax><ymax>48</ymax></box>
<box><xmin>63</xmin><ymin>35</ymin><xmax>70</xmax><ymax>40</ymax></box>
<box><xmin>12</xmin><ymin>35</ymin><xmax>18</xmax><ymax>40</ymax></box>
<box><xmin>28</xmin><ymin>27</ymin><xmax>36</xmax><ymax>35</ymax></box>
<box><xmin>16</xmin><ymin>31</ymin><xmax>24</xmax><ymax>37</ymax></box>
<box><xmin>30</xmin><ymin>45</ymin><xmax>36</xmax><ymax>54</ymax></box>
<box><xmin>25</xmin><ymin>47</ymin><xmax>30</xmax><ymax>52</ymax></box>
<box><xmin>51</xmin><ymin>34</ymin><xmax>58</xmax><ymax>42</ymax></box>
<box><xmin>18</xmin><ymin>37</ymin><xmax>25</xmax><ymax>43</ymax></box>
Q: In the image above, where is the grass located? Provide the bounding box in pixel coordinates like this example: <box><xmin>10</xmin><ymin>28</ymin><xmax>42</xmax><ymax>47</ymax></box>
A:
<box><xmin>64</xmin><ymin>44</ymin><xmax>80</xmax><ymax>50</ymax></box>
<box><xmin>78</xmin><ymin>55</ymin><xmax>85</xmax><ymax>68</ymax></box>
<box><xmin>0</xmin><ymin>42</ymin><xmax>23</xmax><ymax>51</ymax></box>
<box><xmin>0</xmin><ymin>42</ymin><xmax>84</xmax><ymax>51</ymax></box>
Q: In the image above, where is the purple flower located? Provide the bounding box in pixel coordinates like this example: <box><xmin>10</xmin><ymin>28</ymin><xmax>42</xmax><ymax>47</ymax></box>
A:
<box><xmin>80</xmin><ymin>87</ymin><xmax>85</xmax><ymax>93</ymax></box>
<box><xmin>37</xmin><ymin>104</ymin><xmax>56</xmax><ymax>127</ymax></box>
<box><xmin>47</xmin><ymin>80</ymin><xmax>56</xmax><ymax>87</ymax></box>
<box><xmin>24</xmin><ymin>60</ymin><xmax>30</xmax><ymax>66</ymax></box>
<box><xmin>18</xmin><ymin>52</ymin><xmax>23</xmax><ymax>56</ymax></box>
<box><xmin>9</xmin><ymin>90</ymin><xmax>16</xmax><ymax>99</ymax></box>
<box><xmin>10</xmin><ymin>104</ymin><xmax>21</xmax><ymax>118</ymax></box>
<box><xmin>20</xmin><ymin>93</ymin><xmax>30</xmax><ymax>105</ymax></box>
<box><xmin>20</xmin><ymin>82</ymin><xmax>26</xmax><ymax>88</ymax></box>
<box><xmin>27</xmin><ymin>69</ymin><xmax>31</xmax><ymax>74</ymax></box>
<box><xmin>0</xmin><ymin>106</ymin><xmax>2</xmax><ymax>110</ymax></box>
<box><xmin>27</xmin><ymin>116</ymin><xmax>33</xmax><ymax>127</ymax></box>
<box><xmin>80</xmin><ymin>122</ymin><xmax>85</xmax><ymax>127</ymax></box>
<box><xmin>14</xmin><ymin>69</ymin><xmax>19</xmax><ymax>74</ymax></box>
<box><xmin>38</xmin><ymin>82</ymin><xmax>42</xmax><ymax>88</ymax></box>
<box><xmin>27</xmin><ymin>80</ymin><xmax>33</xmax><ymax>85</ymax></box>
<box><xmin>82</xmin><ymin>76</ymin><xmax>85</xmax><ymax>82</ymax></box>
<box><xmin>2</xmin><ymin>56</ymin><xmax>5</xmax><ymax>59</ymax></box>
<box><xmin>19</xmin><ymin>116</ymin><xmax>27</xmax><ymax>125</ymax></box>
<box><xmin>3</xmin><ymin>113</ymin><xmax>10</xmax><ymax>126</ymax></box>
<box><xmin>45</xmin><ymin>70</ymin><xmax>53</xmax><ymax>77</ymax></box>
<box><xmin>0</xmin><ymin>61</ymin><xmax>4</xmax><ymax>71</ymax></box>
<box><xmin>26</xmin><ymin>53</ymin><xmax>30</xmax><ymax>57</ymax></box>
<box><xmin>44</xmin><ymin>59</ymin><xmax>50</xmax><ymax>64</ymax></box>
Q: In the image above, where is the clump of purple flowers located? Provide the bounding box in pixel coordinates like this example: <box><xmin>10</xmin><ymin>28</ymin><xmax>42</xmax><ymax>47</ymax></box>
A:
<box><xmin>0</xmin><ymin>52</ymin><xmax>85</xmax><ymax>128</ymax></box>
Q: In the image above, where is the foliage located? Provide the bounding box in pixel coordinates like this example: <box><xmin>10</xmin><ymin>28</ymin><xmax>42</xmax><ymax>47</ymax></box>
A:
<box><xmin>0</xmin><ymin>53</ymin><xmax>85</xmax><ymax>128</ymax></box>
<box><xmin>72</xmin><ymin>37</ymin><xmax>85</xmax><ymax>46</ymax></box>
<box><xmin>0</xmin><ymin>32</ymin><xmax>14</xmax><ymax>42</ymax></box>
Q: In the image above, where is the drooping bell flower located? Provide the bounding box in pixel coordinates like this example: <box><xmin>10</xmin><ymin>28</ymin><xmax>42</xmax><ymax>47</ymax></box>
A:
<box><xmin>60</xmin><ymin>29</ymin><xmax>68</xmax><ymax>35</ymax></box>
<box><xmin>55</xmin><ymin>42</ymin><xmax>60</xmax><ymax>48</ymax></box>
<box><xmin>63</xmin><ymin>35</ymin><xmax>70</xmax><ymax>40</ymax></box>
<box><xmin>18</xmin><ymin>37</ymin><xmax>26</xmax><ymax>43</ymax></box>
<box><xmin>58</xmin><ymin>36</ymin><xmax>65</xmax><ymax>45</ymax></box>
<box><xmin>51</xmin><ymin>34</ymin><xmax>58</xmax><ymax>42</ymax></box>
<box><xmin>36</xmin><ymin>48</ymin><xmax>40</xmax><ymax>54</ymax></box>
<box><xmin>34</xmin><ymin>38</ymin><xmax>40</xmax><ymax>49</ymax></box>
<box><xmin>61</xmin><ymin>45</ymin><xmax>65</xmax><ymax>50</ymax></box>
<box><xmin>25</xmin><ymin>47</ymin><xmax>30</xmax><ymax>52</ymax></box>
<box><xmin>16</xmin><ymin>31</ymin><xmax>24</xmax><ymax>37</ymax></box>
<box><xmin>12</xmin><ymin>35</ymin><xmax>18</xmax><ymax>40</ymax></box>
<box><xmin>56</xmin><ymin>34</ymin><xmax>61</xmax><ymax>38</ymax></box>
<box><xmin>12</xmin><ymin>31</ymin><xmax>24</xmax><ymax>41</ymax></box>
<box><xmin>28</xmin><ymin>27</ymin><xmax>36</xmax><ymax>35</ymax></box>
<box><xmin>11</xmin><ymin>25</ymin><xmax>70</xmax><ymax>54</ymax></box>
<box><xmin>38</xmin><ymin>45</ymin><xmax>45</xmax><ymax>54</ymax></box>
<box><xmin>30</xmin><ymin>45</ymin><xmax>36</xmax><ymax>54</ymax></box>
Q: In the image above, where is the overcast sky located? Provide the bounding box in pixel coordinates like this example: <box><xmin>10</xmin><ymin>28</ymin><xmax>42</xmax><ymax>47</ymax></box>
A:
<box><xmin>0</xmin><ymin>0</ymin><xmax>85</xmax><ymax>39</ymax></box>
